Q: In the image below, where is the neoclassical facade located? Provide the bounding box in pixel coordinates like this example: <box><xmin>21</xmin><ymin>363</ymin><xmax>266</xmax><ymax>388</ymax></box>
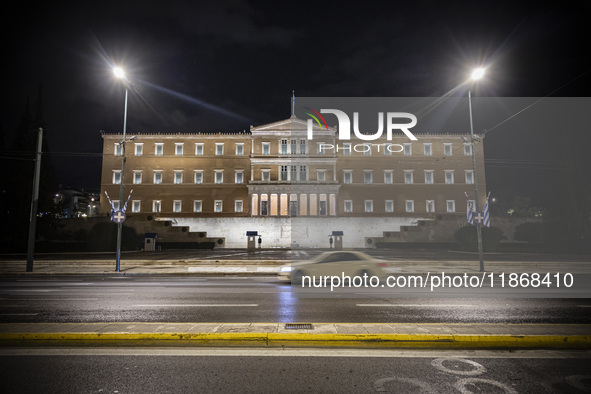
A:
<box><xmin>100</xmin><ymin>115</ymin><xmax>486</xmax><ymax>247</ymax></box>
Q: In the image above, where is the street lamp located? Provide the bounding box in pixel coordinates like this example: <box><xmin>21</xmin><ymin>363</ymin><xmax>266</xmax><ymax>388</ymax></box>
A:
<box><xmin>114</xmin><ymin>66</ymin><xmax>128</xmax><ymax>272</ymax></box>
<box><xmin>468</xmin><ymin>67</ymin><xmax>485</xmax><ymax>272</ymax></box>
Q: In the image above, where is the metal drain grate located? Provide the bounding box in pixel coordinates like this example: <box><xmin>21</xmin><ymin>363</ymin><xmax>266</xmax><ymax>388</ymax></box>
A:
<box><xmin>285</xmin><ymin>323</ymin><xmax>313</xmax><ymax>330</ymax></box>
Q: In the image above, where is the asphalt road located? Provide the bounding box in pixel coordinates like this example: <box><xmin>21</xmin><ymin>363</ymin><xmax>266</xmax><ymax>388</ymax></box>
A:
<box><xmin>1</xmin><ymin>348</ymin><xmax>590</xmax><ymax>393</ymax></box>
<box><xmin>1</xmin><ymin>276</ymin><xmax>590</xmax><ymax>324</ymax></box>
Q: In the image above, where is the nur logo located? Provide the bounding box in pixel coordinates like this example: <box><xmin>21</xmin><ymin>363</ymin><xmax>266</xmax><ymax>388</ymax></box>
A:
<box><xmin>305</xmin><ymin>108</ymin><xmax>418</xmax><ymax>141</ymax></box>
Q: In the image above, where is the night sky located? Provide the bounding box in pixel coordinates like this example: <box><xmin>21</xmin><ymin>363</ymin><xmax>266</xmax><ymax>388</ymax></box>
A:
<box><xmin>4</xmin><ymin>0</ymin><xmax>590</xmax><ymax>213</ymax></box>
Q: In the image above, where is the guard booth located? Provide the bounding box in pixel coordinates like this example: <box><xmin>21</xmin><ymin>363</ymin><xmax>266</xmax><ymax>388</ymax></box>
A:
<box><xmin>144</xmin><ymin>233</ymin><xmax>157</xmax><ymax>251</ymax></box>
<box><xmin>246</xmin><ymin>231</ymin><xmax>258</xmax><ymax>251</ymax></box>
<box><xmin>332</xmin><ymin>231</ymin><xmax>343</xmax><ymax>250</ymax></box>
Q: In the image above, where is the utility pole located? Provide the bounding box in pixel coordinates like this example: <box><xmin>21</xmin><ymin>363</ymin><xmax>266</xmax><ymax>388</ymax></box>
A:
<box><xmin>26</xmin><ymin>127</ymin><xmax>43</xmax><ymax>272</ymax></box>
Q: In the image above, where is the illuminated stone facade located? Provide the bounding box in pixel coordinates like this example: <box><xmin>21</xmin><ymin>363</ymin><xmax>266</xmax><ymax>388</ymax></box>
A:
<box><xmin>100</xmin><ymin>115</ymin><xmax>486</xmax><ymax>247</ymax></box>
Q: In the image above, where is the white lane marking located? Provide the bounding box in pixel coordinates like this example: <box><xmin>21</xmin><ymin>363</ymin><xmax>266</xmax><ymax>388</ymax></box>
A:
<box><xmin>1</xmin><ymin>348</ymin><xmax>589</xmax><ymax>358</ymax></box>
<box><xmin>133</xmin><ymin>304</ymin><xmax>259</xmax><ymax>307</ymax></box>
<box><xmin>4</xmin><ymin>290</ymin><xmax>53</xmax><ymax>292</ymax></box>
<box><xmin>357</xmin><ymin>304</ymin><xmax>475</xmax><ymax>307</ymax></box>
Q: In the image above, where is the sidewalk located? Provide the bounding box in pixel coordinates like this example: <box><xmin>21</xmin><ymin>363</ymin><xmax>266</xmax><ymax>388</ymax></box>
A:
<box><xmin>1</xmin><ymin>257</ymin><xmax>590</xmax><ymax>275</ymax></box>
<box><xmin>1</xmin><ymin>322</ymin><xmax>590</xmax><ymax>349</ymax></box>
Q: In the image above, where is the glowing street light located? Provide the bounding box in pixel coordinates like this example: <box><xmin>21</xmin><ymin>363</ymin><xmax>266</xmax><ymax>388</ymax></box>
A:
<box><xmin>113</xmin><ymin>66</ymin><xmax>129</xmax><ymax>273</ymax></box>
<box><xmin>468</xmin><ymin>67</ymin><xmax>486</xmax><ymax>272</ymax></box>
<box><xmin>471</xmin><ymin>67</ymin><xmax>485</xmax><ymax>81</ymax></box>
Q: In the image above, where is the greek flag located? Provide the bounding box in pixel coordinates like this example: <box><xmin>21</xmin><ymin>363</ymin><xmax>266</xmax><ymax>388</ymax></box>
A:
<box><xmin>465</xmin><ymin>192</ymin><xmax>475</xmax><ymax>225</ymax></box>
<box><xmin>481</xmin><ymin>192</ymin><xmax>491</xmax><ymax>227</ymax></box>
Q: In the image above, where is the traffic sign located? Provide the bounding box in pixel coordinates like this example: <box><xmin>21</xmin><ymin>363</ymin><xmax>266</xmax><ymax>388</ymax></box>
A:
<box><xmin>111</xmin><ymin>210</ymin><xmax>126</xmax><ymax>223</ymax></box>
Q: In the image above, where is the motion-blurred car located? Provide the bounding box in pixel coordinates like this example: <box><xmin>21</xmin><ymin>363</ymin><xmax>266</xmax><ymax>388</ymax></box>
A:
<box><xmin>278</xmin><ymin>251</ymin><xmax>395</xmax><ymax>283</ymax></box>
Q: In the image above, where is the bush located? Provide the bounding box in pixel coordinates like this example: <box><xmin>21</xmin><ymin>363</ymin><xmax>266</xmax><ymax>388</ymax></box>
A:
<box><xmin>514</xmin><ymin>222</ymin><xmax>544</xmax><ymax>243</ymax></box>
<box><xmin>454</xmin><ymin>225</ymin><xmax>505</xmax><ymax>251</ymax></box>
<box><xmin>88</xmin><ymin>222</ymin><xmax>141</xmax><ymax>251</ymax></box>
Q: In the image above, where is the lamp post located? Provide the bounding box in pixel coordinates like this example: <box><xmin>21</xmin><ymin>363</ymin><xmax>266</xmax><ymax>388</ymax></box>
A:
<box><xmin>114</xmin><ymin>67</ymin><xmax>128</xmax><ymax>272</ymax></box>
<box><xmin>468</xmin><ymin>67</ymin><xmax>485</xmax><ymax>272</ymax></box>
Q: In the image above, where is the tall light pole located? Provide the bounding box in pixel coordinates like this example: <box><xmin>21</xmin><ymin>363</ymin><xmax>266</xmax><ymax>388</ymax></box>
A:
<box><xmin>468</xmin><ymin>67</ymin><xmax>485</xmax><ymax>272</ymax></box>
<box><xmin>114</xmin><ymin>67</ymin><xmax>128</xmax><ymax>272</ymax></box>
<box><xmin>26</xmin><ymin>127</ymin><xmax>43</xmax><ymax>272</ymax></box>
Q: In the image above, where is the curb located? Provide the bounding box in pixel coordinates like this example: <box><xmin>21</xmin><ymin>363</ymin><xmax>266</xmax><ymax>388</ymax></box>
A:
<box><xmin>1</xmin><ymin>332</ymin><xmax>589</xmax><ymax>349</ymax></box>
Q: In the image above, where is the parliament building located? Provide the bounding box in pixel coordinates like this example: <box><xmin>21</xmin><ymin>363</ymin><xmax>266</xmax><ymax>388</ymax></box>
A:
<box><xmin>100</xmin><ymin>114</ymin><xmax>486</xmax><ymax>248</ymax></box>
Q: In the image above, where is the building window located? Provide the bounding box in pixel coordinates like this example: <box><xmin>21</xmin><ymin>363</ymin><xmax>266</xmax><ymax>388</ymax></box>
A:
<box><xmin>290</xmin><ymin>139</ymin><xmax>297</xmax><ymax>154</ymax></box>
<box><xmin>235</xmin><ymin>143</ymin><xmax>244</xmax><ymax>155</ymax></box>
<box><xmin>281</xmin><ymin>139</ymin><xmax>288</xmax><ymax>155</ymax></box>
<box><xmin>405</xmin><ymin>200</ymin><xmax>414</xmax><ymax>213</ymax></box>
<box><xmin>299</xmin><ymin>166</ymin><xmax>307</xmax><ymax>181</ymax></box>
<box><xmin>215</xmin><ymin>143</ymin><xmax>224</xmax><ymax>156</ymax></box>
<box><xmin>155</xmin><ymin>143</ymin><xmax>163</xmax><ymax>156</ymax></box>
<box><xmin>215</xmin><ymin>171</ymin><xmax>223</xmax><ymax>184</ymax></box>
<box><xmin>114</xmin><ymin>143</ymin><xmax>122</xmax><ymax>156</ymax></box>
<box><xmin>464</xmin><ymin>144</ymin><xmax>472</xmax><ymax>156</ymax></box>
<box><xmin>343</xmin><ymin>170</ymin><xmax>352</xmax><ymax>184</ymax></box>
<box><xmin>364</xmin><ymin>145</ymin><xmax>372</xmax><ymax>156</ymax></box>
<box><xmin>342</xmin><ymin>143</ymin><xmax>351</xmax><ymax>156</ymax></box>
<box><xmin>446</xmin><ymin>200</ymin><xmax>456</xmax><ymax>213</ymax></box>
<box><xmin>281</xmin><ymin>165</ymin><xmax>288</xmax><ymax>181</ymax></box>
<box><xmin>132</xmin><ymin>200</ymin><xmax>141</xmax><ymax>213</ymax></box>
<box><xmin>173</xmin><ymin>200</ymin><xmax>182</xmax><ymax>213</ymax></box>
<box><xmin>424</xmin><ymin>143</ymin><xmax>432</xmax><ymax>156</ymax></box>
<box><xmin>174</xmin><ymin>171</ymin><xmax>183</xmax><ymax>184</ymax></box>
<box><xmin>364</xmin><ymin>170</ymin><xmax>373</xmax><ymax>184</ymax></box>
<box><xmin>134</xmin><ymin>143</ymin><xmax>143</xmax><ymax>156</ymax></box>
<box><xmin>193</xmin><ymin>200</ymin><xmax>202</xmax><ymax>213</ymax></box>
<box><xmin>317</xmin><ymin>143</ymin><xmax>325</xmax><ymax>155</ymax></box>
<box><xmin>214</xmin><ymin>200</ymin><xmax>223</xmax><ymax>213</ymax></box>
<box><xmin>465</xmin><ymin>170</ymin><xmax>474</xmax><ymax>184</ymax></box>
<box><xmin>133</xmin><ymin>171</ymin><xmax>142</xmax><ymax>185</ymax></box>
<box><xmin>262</xmin><ymin>142</ymin><xmax>270</xmax><ymax>155</ymax></box>
<box><xmin>153</xmin><ymin>171</ymin><xmax>162</xmax><ymax>184</ymax></box>
<box><xmin>260</xmin><ymin>194</ymin><xmax>268</xmax><ymax>216</ymax></box>
<box><xmin>290</xmin><ymin>194</ymin><xmax>298</xmax><ymax>216</ymax></box>
<box><xmin>384</xmin><ymin>171</ymin><xmax>393</xmax><ymax>184</ymax></box>
<box><xmin>195</xmin><ymin>143</ymin><xmax>204</xmax><ymax>156</ymax></box>
<box><xmin>426</xmin><ymin>200</ymin><xmax>435</xmax><ymax>213</ymax></box>
<box><xmin>445</xmin><ymin>170</ymin><xmax>454</xmax><ymax>184</ymax></box>
<box><xmin>385</xmin><ymin>200</ymin><xmax>394</xmax><ymax>213</ymax></box>
<box><xmin>319</xmin><ymin>194</ymin><xmax>327</xmax><ymax>215</ymax></box>
<box><xmin>364</xmin><ymin>200</ymin><xmax>373</xmax><ymax>213</ymax></box>
<box><xmin>404</xmin><ymin>170</ymin><xmax>413</xmax><ymax>184</ymax></box>
<box><xmin>112</xmin><ymin>171</ymin><xmax>121</xmax><ymax>185</ymax></box>
<box><xmin>317</xmin><ymin>169</ymin><xmax>326</xmax><ymax>182</ymax></box>
<box><xmin>444</xmin><ymin>143</ymin><xmax>452</xmax><ymax>156</ymax></box>
<box><xmin>344</xmin><ymin>200</ymin><xmax>353</xmax><ymax>213</ymax></box>
<box><xmin>384</xmin><ymin>144</ymin><xmax>392</xmax><ymax>156</ymax></box>
<box><xmin>300</xmin><ymin>139</ymin><xmax>307</xmax><ymax>154</ymax></box>
<box><xmin>194</xmin><ymin>171</ymin><xmax>203</xmax><ymax>184</ymax></box>
<box><xmin>290</xmin><ymin>165</ymin><xmax>298</xmax><ymax>181</ymax></box>
<box><xmin>403</xmin><ymin>143</ymin><xmax>412</xmax><ymax>156</ymax></box>
<box><xmin>112</xmin><ymin>200</ymin><xmax>121</xmax><ymax>211</ymax></box>
<box><xmin>424</xmin><ymin>170</ymin><xmax>434</xmax><ymax>184</ymax></box>
<box><xmin>261</xmin><ymin>170</ymin><xmax>270</xmax><ymax>182</ymax></box>
<box><xmin>235</xmin><ymin>170</ymin><xmax>244</xmax><ymax>184</ymax></box>
<box><xmin>234</xmin><ymin>200</ymin><xmax>243</xmax><ymax>213</ymax></box>
<box><xmin>152</xmin><ymin>200</ymin><xmax>161</xmax><ymax>213</ymax></box>
<box><xmin>175</xmin><ymin>143</ymin><xmax>183</xmax><ymax>156</ymax></box>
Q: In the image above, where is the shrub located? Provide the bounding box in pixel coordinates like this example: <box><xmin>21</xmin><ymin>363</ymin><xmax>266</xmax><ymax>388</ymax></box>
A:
<box><xmin>454</xmin><ymin>225</ymin><xmax>505</xmax><ymax>251</ymax></box>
